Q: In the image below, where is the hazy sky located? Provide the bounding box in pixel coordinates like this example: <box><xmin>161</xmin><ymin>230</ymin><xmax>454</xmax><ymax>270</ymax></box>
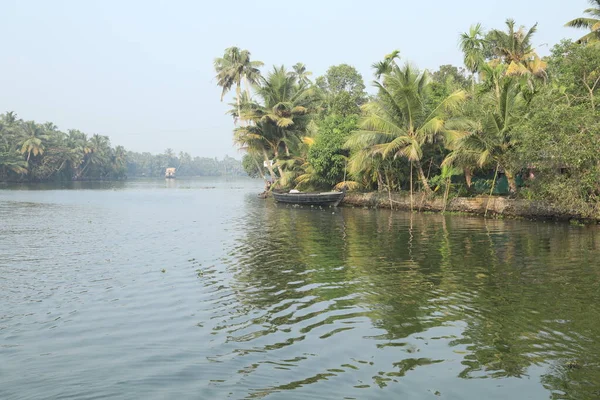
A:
<box><xmin>1</xmin><ymin>0</ymin><xmax>583</xmax><ymax>158</ymax></box>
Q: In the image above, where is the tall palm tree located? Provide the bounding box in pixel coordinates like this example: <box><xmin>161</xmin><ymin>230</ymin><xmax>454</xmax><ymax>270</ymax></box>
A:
<box><xmin>77</xmin><ymin>134</ymin><xmax>110</xmax><ymax>178</ymax></box>
<box><xmin>214</xmin><ymin>47</ymin><xmax>264</xmax><ymax>123</ymax></box>
<box><xmin>371</xmin><ymin>50</ymin><xmax>401</xmax><ymax>80</ymax></box>
<box><xmin>565</xmin><ymin>0</ymin><xmax>600</xmax><ymax>44</ymax></box>
<box><xmin>460</xmin><ymin>24</ymin><xmax>487</xmax><ymax>92</ymax></box>
<box><xmin>1</xmin><ymin>111</ymin><xmax>20</xmax><ymax>142</ymax></box>
<box><xmin>346</xmin><ymin>64</ymin><xmax>467</xmax><ymax>196</ymax></box>
<box><xmin>67</xmin><ymin>129</ymin><xmax>91</xmax><ymax>155</ymax></box>
<box><xmin>444</xmin><ymin>78</ymin><xmax>524</xmax><ymax>194</ymax></box>
<box><xmin>289</xmin><ymin>63</ymin><xmax>313</xmax><ymax>86</ymax></box>
<box><xmin>487</xmin><ymin>19</ymin><xmax>545</xmax><ymax>79</ymax></box>
<box><xmin>0</xmin><ymin>146</ymin><xmax>28</xmax><ymax>175</ymax></box>
<box><xmin>110</xmin><ymin>145</ymin><xmax>127</xmax><ymax>177</ymax></box>
<box><xmin>3</xmin><ymin>111</ymin><xmax>18</xmax><ymax>125</ymax></box>
<box><xmin>43</xmin><ymin>122</ymin><xmax>58</xmax><ymax>133</ymax></box>
<box><xmin>232</xmin><ymin>65</ymin><xmax>321</xmax><ymax>185</ymax></box>
<box><xmin>487</xmin><ymin>19</ymin><xmax>537</xmax><ymax>64</ymax></box>
<box><xmin>242</xmin><ymin>66</ymin><xmax>320</xmax><ymax>157</ymax></box>
<box><xmin>233</xmin><ymin>121</ymin><xmax>280</xmax><ymax>180</ymax></box>
<box><xmin>19</xmin><ymin>121</ymin><xmax>49</xmax><ymax>161</ymax></box>
<box><xmin>479</xmin><ymin>60</ymin><xmax>508</xmax><ymax>103</ymax></box>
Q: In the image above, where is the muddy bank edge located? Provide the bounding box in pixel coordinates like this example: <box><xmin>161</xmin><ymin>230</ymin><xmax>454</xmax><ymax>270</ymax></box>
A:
<box><xmin>341</xmin><ymin>192</ymin><xmax>595</xmax><ymax>222</ymax></box>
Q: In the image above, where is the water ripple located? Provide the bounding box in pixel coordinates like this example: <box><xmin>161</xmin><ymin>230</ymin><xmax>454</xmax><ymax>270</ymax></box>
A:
<box><xmin>2</xmin><ymin>181</ymin><xmax>600</xmax><ymax>399</ymax></box>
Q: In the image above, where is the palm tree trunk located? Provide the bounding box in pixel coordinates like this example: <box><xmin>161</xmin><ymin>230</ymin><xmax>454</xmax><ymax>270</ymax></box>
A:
<box><xmin>464</xmin><ymin>167</ymin><xmax>473</xmax><ymax>188</ymax></box>
<box><xmin>442</xmin><ymin>176</ymin><xmax>451</xmax><ymax>213</ymax></box>
<box><xmin>385</xmin><ymin>171</ymin><xmax>393</xmax><ymax>211</ymax></box>
<box><xmin>281</xmin><ymin>133</ymin><xmax>290</xmax><ymax>157</ymax></box>
<box><xmin>485</xmin><ymin>163</ymin><xmax>500</xmax><ymax>218</ymax></box>
<box><xmin>244</xmin><ymin>75</ymin><xmax>251</xmax><ymax>99</ymax></box>
<box><xmin>505</xmin><ymin>169</ymin><xmax>518</xmax><ymax>194</ymax></box>
<box><xmin>414</xmin><ymin>159</ymin><xmax>432</xmax><ymax>194</ymax></box>
<box><xmin>377</xmin><ymin>171</ymin><xmax>384</xmax><ymax>192</ymax></box>
<box><xmin>262</xmin><ymin>149</ymin><xmax>278</xmax><ymax>181</ymax></box>
<box><xmin>495</xmin><ymin>81</ymin><xmax>501</xmax><ymax>107</ymax></box>
<box><xmin>55</xmin><ymin>160</ymin><xmax>67</xmax><ymax>176</ymax></box>
<box><xmin>27</xmin><ymin>151</ymin><xmax>31</xmax><ymax>162</ymax></box>
<box><xmin>77</xmin><ymin>158</ymin><xmax>91</xmax><ymax>180</ymax></box>
<box><xmin>410</xmin><ymin>162</ymin><xmax>413</xmax><ymax>212</ymax></box>
<box><xmin>252</xmin><ymin>157</ymin><xmax>266</xmax><ymax>181</ymax></box>
<box><xmin>236</xmin><ymin>83</ymin><xmax>242</xmax><ymax>126</ymax></box>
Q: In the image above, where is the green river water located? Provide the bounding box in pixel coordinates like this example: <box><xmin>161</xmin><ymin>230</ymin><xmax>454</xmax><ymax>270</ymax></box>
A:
<box><xmin>1</xmin><ymin>178</ymin><xmax>599</xmax><ymax>399</ymax></box>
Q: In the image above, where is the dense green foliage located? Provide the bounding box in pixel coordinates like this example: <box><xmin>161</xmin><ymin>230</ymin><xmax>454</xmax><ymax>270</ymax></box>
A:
<box><xmin>216</xmin><ymin>6</ymin><xmax>600</xmax><ymax>217</ymax></box>
<box><xmin>316</xmin><ymin>64</ymin><xmax>368</xmax><ymax>117</ymax></box>
<box><xmin>0</xmin><ymin>114</ymin><xmax>243</xmax><ymax>182</ymax></box>
<box><xmin>306</xmin><ymin>115</ymin><xmax>357</xmax><ymax>187</ymax></box>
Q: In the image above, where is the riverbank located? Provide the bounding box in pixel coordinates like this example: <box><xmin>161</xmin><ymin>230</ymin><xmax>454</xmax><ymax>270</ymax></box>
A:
<box><xmin>341</xmin><ymin>192</ymin><xmax>599</xmax><ymax>223</ymax></box>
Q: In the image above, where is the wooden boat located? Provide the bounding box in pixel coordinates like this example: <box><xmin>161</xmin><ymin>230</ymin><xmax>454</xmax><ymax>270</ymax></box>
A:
<box><xmin>272</xmin><ymin>190</ymin><xmax>345</xmax><ymax>207</ymax></box>
<box><xmin>165</xmin><ymin>168</ymin><xmax>176</xmax><ymax>179</ymax></box>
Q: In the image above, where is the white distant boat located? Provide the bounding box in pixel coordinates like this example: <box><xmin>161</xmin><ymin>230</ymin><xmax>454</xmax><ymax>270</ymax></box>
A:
<box><xmin>165</xmin><ymin>168</ymin><xmax>176</xmax><ymax>179</ymax></box>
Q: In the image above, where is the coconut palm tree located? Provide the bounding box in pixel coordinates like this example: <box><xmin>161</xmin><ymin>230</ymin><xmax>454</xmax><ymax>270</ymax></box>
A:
<box><xmin>0</xmin><ymin>145</ymin><xmax>28</xmax><ymax>176</ymax></box>
<box><xmin>289</xmin><ymin>63</ymin><xmax>313</xmax><ymax>86</ymax></box>
<box><xmin>76</xmin><ymin>134</ymin><xmax>110</xmax><ymax>179</ymax></box>
<box><xmin>64</xmin><ymin>129</ymin><xmax>91</xmax><ymax>175</ymax></box>
<box><xmin>444</xmin><ymin>78</ymin><xmax>524</xmax><ymax>194</ymax></box>
<box><xmin>231</xmin><ymin>65</ymin><xmax>321</xmax><ymax>186</ymax></box>
<box><xmin>460</xmin><ymin>24</ymin><xmax>487</xmax><ymax>92</ymax></box>
<box><xmin>487</xmin><ymin>19</ymin><xmax>537</xmax><ymax>64</ymax></box>
<box><xmin>242</xmin><ymin>66</ymin><xmax>320</xmax><ymax>156</ymax></box>
<box><xmin>233</xmin><ymin>121</ymin><xmax>280</xmax><ymax>180</ymax></box>
<box><xmin>479</xmin><ymin>60</ymin><xmax>508</xmax><ymax>102</ymax></box>
<box><xmin>0</xmin><ymin>112</ymin><xmax>20</xmax><ymax>143</ymax></box>
<box><xmin>67</xmin><ymin>129</ymin><xmax>91</xmax><ymax>155</ymax></box>
<box><xmin>565</xmin><ymin>0</ymin><xmax>600</xmax><ymax>44</ymax></box>
<box><xmin>486</xmin><ymin>19</ymin><xmax>546</xmax><ymax>79</ymax></box>
<box><xmin>3</xmin><ymin>111</ymin><xmax>18</xmax><ymax>125</ymax></box>
<box><xmin>19</xmin><ymin>121</ymin><xmax>49</xmax><ymax>162</ymax></box>
<box><xmin>43</xmin><ymin>122</ymin><xmax>58</xmax><ymax>133</ymax></box>
<box><xmin>110</xmin><ymin>145</ymin><xmax>127</xmax><ymax>177</ymax></box>
<box><xmin>371</xmin><ymin>50</ymin><xmax>401</xmax><ymax>80</ymax></box>
<box><xmin>214</xmin><ymin>47</ymin><xmax>264</xmax><ymax>123</ymax></box>
<box><xmin>346</xmin><ymin>64</ymin><xmax>467</xmax><ymax>197</ymax></box>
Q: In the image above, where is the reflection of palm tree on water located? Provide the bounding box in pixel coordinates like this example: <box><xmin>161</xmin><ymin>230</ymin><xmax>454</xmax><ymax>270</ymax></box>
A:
<box><xmin>220</xmin><ymin>204</ymin><xmax>600</xmax><ymax>395</ymax></box>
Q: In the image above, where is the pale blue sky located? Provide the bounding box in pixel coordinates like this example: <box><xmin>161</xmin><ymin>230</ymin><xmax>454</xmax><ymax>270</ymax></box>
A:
<box><xmin>0</xmin><ymin>0</ymin><xmax>584</xmax><ymax>158</ymax></box>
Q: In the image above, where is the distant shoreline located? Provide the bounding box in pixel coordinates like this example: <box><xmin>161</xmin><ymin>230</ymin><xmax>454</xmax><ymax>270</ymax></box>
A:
<box><xmin>0</xmin><ymin>174</ymin><xmax>248</xmax><ymax>184</ymax></box>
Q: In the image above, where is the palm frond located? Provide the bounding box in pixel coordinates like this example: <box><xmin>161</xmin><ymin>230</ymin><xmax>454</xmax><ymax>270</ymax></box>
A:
<box><xmin>345</xmin><ymin>130</ymin><xmax>392</xmax><ymax>150</ymax></box>
<box><xmin>358</xmin><ymin>111</ymin><xmax>406</xmax><ymax>137</ymax></box>
<box><xmin>302</xmin><ymin>136</ymin><xmax>315</xmax><ymax>146</ymax></box>
<box><xmin>334</xmin><ymin>180</ymin><xmax>361</xmax><ymax>191</ymax></box>
<box><xmin>378</xmin><ymin>135</ymin><xmax>413</xmax><ymax>158</ymax></box>
<box><xmin>565</xmin><ymin>17</ymin><xmax>600</xmax><ymax>29</ymax></box>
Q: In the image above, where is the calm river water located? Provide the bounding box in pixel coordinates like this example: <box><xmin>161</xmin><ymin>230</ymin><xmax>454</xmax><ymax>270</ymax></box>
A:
<box><xmin>1</xmin><ymin>178</ymin><xmax>600</xmax><ymax>399</ymax></box>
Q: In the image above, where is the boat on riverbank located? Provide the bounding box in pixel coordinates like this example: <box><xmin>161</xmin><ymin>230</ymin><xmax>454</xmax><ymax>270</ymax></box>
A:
<box><xmin>165</xmin><ymin>168</ymin><xmax>176</xmax><ymax>179</ymax></box>
<box><xmin>272</xmin><ymin>190</ymin><xmax>345</xmax><ymax>207</ymax></box>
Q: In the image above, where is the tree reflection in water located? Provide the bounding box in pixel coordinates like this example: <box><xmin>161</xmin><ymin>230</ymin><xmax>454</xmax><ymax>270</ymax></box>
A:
<box><xmin>219</xmin><ymin>201</ymin><xmax>600</xmax><ymax>398</ymax></box>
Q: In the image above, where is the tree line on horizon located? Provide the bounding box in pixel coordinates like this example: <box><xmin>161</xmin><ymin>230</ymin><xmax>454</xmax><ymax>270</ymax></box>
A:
<box><xmin>0</xmin><ymin>114</ymin><xmax>244</xmax><ymax>182</ymax></box>
<box><xmin>215</xmin><ymin>1</ymin><xmax>600</xmax><ymax>217</ymax></box>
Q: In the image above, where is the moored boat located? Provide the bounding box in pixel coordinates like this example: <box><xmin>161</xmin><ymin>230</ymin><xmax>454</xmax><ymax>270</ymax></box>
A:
<box><xmin>272</xmin><ymin>190</ymin><xmax>345</xmax><ymax>207</ymax></box>
<box><xmin>165</xmin><ymin>168</ymin><xmax>176</xmax><ymax>179</ymax></box>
